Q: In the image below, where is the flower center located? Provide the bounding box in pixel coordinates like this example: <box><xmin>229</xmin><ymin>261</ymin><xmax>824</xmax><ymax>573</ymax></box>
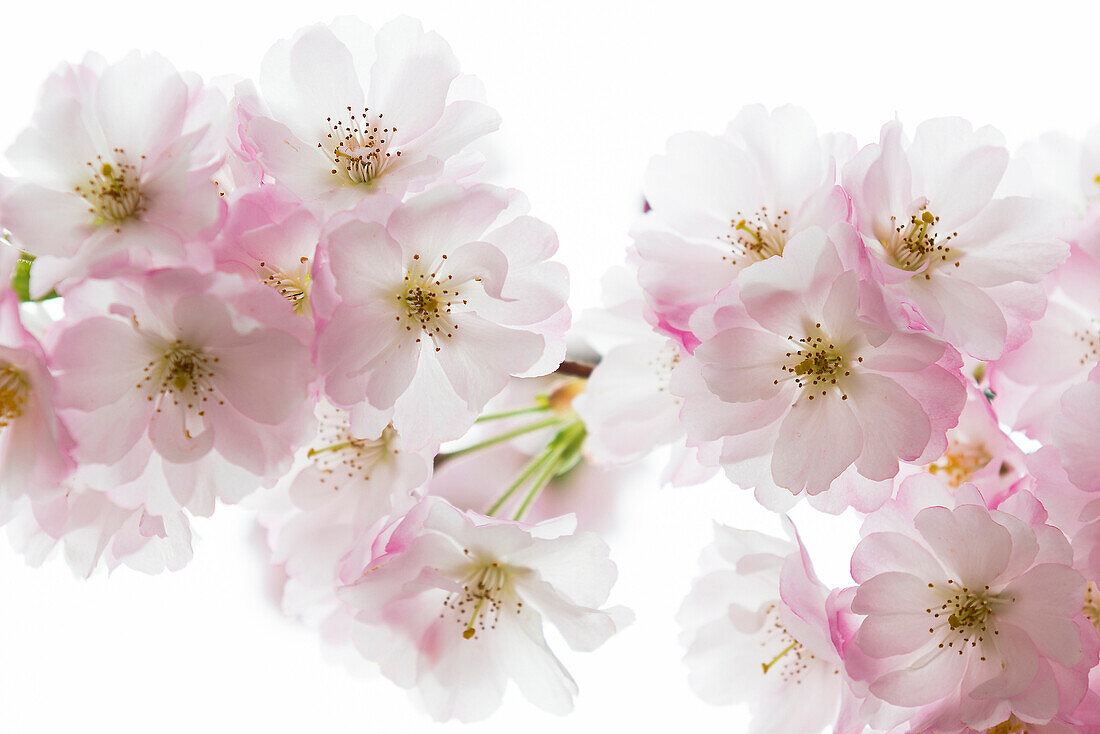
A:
<box><xmin>0</xmin><ymin>364</ymin><xmax>28</xmax><ymax>428</ymax></box>
<box><xmin>778</xmin><ymin>329</ymin><xmax>852</xmax><ymax>401</ymax></box>
<box><xmin>307</xmin><ymin>409</ymin><xmax>399</xmax><ymax>486</ymax></box>
<box><xmin>884</xmin><ymin>209</ymin><xmax>958</xmax><ymax>276</ymax></box>
<box><xmin>758</xmin><ymin>602</ymin><xmax>833</xmax><ymax>683</ymax></box>
<box><xmin>396</xmin><ymin>255</ymin><xmax>461</xmax><ymax>348</ymax></box>
<box><xmin>928</xmin><ymin>438</ymin><xmax>993</xmax><ymax>488</ymax></box>
<box><xmin>74</xmin><ymin>151</ymin><xmax>145</xmax><ymax>228</ymax></box>
<box><xmin>441</xmin><ymin>553</ymin><xmax>520</xmax><ymax>640</ymax></box>
<box><xmin>719</xmin><ymin>207</ymin><xmax>788</xmax><ymax>266</ymax></box>
<box><xmin>259</xmin><ymin>257</ymin><xmax>311</xmax><ymax>315</ymax></box>
<box><xmin>138</xmin><ymin>342</ymin><xmax>221</xmax><ymax>416</ymax></box>
<box><xmin>985</xmin><ymin>716</ymin><xmax>1028</xmax><ymax>734</ymax></box>
<box><xmin>321</xmin><ymin>107</ymin><xmax>402</xmax><ymax>185</ymax></box>
<box><xmin>926</xmin><ymin>580</ymin><xmax>1003</xmax><ymax>656</ymax></box>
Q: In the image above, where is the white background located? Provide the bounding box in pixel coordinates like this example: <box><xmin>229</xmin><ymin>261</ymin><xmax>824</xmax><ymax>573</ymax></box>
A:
<box><xmin>1</xmin><ymin>1</ymin><xmax>1097</xmax><ymax>731</ymax></box>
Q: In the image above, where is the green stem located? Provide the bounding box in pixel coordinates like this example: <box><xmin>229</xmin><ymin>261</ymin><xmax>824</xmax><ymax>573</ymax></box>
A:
<box><xmin>512</xmin><ymin>445</ymin><xmax>569</xmax><ymax>522</ymax></box>
<box><xmin>474</xmin><ymin>404</ymin><xmax>551</xmax><ymax>423</ymax></box>
<box><xmin>512</xmin><ymin>422</ymin><xmax>586</xmax><ymax>521</ymax></box>
<box><xmin>440</xmin><ymin>416</ymin><xmax>563</xmax><ymax>462</ymax></box>
<box><xmin>485</xmin><ymin>445</ymin><xmax>556</xmax><ymax>517</ymax></box>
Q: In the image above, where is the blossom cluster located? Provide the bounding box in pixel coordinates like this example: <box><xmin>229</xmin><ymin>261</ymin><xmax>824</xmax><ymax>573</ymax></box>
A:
<box><xmin>2</xmin><ymin>15</ymin><xmax>1100</xmax><ymax>731</ymax></box>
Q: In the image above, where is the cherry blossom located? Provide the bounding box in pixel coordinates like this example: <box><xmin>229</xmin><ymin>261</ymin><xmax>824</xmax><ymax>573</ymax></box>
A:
<box><xmin>571</xmin><ymin>267</ymin><xmax>716</xmax><ymax>486</ymax></box>
<box><xmin>235</xmin><ymin>16</ymin><xmax>500</xmax><ymax>212</ymax></box>
<box><xmin>847</xmin><ymin>482</ymin><xmax>1098</xmax><ymax>731</ymax></box>
<box><xmin>0</xmin><ymin>291</ymin><xmax>74</xmax><ymax>502</ymax></box>
<box><xmin>48</xmin><ymin>268</ymin><xmax>314</xmax><ymax>510</ymax></box>
<box><xmin>990</xmin><ymin>296</ymin><xmax>1100</xmax><ymax>442</ymax></box>
<box><xmin>338</xmin><ymin>496</ymin><xmax>631</xmax><ymax>721</ymax></box>
<box><xmin>9</xmin><ymin>21</ymin><xmax>1100</xmax><ymax>732</ymax></box>
<box><xmin>844</xmin><ymin>117</ymin><xmax>1068</xmax><ymax>360</ymax></box>
<box><xmin>1026</xmin><ymin>447</ymin><xmax>1100</xmax><ymax>609</ymax></box>
<box><xmin>897</xmin><ymin>385</ymin><xmax>1028</xmax><ymax>507</ymax></box>
<box><xmin>315</xmin><ymin>183</ymin><xmax>568</xmax><ymax>448</ymax></box>
<box><xmin>677</xmin><ymin>520</ymin><xmax>859</xmax><ymax>734</ymax></box>
<box><xmin>675</xmin><ymin>223</ymin><xmax>966</xmax><ymax>506</ymax></box>
<box><xmin>633</xmin><ymin>104</ymin><xmax>851</xmax><ymax>335</ymax></box>
<box><xmin>262</xmin><ymin>401</ymin><xmax>433</xmax><ymax>595</ymax></box>
<box><xmin>211</xmin><ymin>185</ymin><xmax>323</xmax><ymax>321</ymax></box>
<box><xmin>4</xmin><ymin>463</ymin><xmax>193</xmax><ymax>578</ymax></box>
<box><xmin>0</xmin><ymin>52</ymin><xmax>226</xmax><ymax>296</ymax></box>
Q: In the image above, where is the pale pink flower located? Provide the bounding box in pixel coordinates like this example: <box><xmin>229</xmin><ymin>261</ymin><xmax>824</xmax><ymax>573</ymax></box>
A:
<box><xmin>48</xmin><ymin>268</ymin><xmax>314</xmax><ymax>510</ymax></box>
<box><xmin>1027</xmin><ymin>447</ymin><xmax>1100</xmax><ymax>611</ymax></box>
<box><xmin>677</xmin><ymin>520</ymin><xmax>859</xmax><ymax>734</ymax></box>
<box><xmin>211</xmin><ymin>185</ymin><xmax>323</xmax><ymax>322</ymax></box>
<box><xmin>572</xmin><ymin>268</ymin><xmax>717</xmax><ymax>486</ymax></box>
<box><xmin>236</xmin><ymin>17</ymin><xmax>500</xmax><ymax>212</ymax></box>
<box><xmin>633</xmin><ymin>105</ymin><xmax>851</xmax><ymax>334</ymax></box>
<box><xmin>0</xmin><ymin>52</ymin><xmax>226</xmax><ymax>296</ymax></box>
<box><xmin>847</xmin><ymin>481</ymin><xmax>1097</xmax><ymax>731</ymax></box>
<box><xmin>989</xmin><ymin>296</ymin><xmax>1100</xmax><ymax>442</ymax></box>
<box><xmin>315</xmin><ymin>184</ymin><xmax>568</xmax><ymax>448</ymax></box>
<box><xmin>961</xmin><ymin>706</ymin><xmax>1100</xmax><ymax>734</ymax></box>
<box><xmin>4</xmin><ymin>463</ymin><xmax>193</xmax><ymax>578</ymax></box>
<box><xmin>675</xmin><ymin>224</ymin><xmax>966</xmax><ymax>505</ymax></box>
<box><xmin>338</xmin><ymin>496</ymin><xmax>630</xmax><ymax>721</ymax></box>
<box><xmin>262</xmin><ymin>401</ymin><xmax>433</xmax><ymax>593</ymax></box>
<box><xmin>0</xmin><ymin>291</ymin><xmax>75</xmax><ymax>502</ymax></box>
<box><xmin>844</xmin><ymin>118</ymin><xmax>1068</xmax><ymax>360</ymax></box>
<box><xmin>896</xmin><ymin>385</ymin><xmax>1028</xmax><ymax>507</ymax></box>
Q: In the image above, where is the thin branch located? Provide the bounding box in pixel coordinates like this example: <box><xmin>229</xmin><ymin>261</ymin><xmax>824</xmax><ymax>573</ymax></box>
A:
<box><xmin>555</xmin><ymin>359</ymin><xmax>595</xmax><ymax>378</ymax></box>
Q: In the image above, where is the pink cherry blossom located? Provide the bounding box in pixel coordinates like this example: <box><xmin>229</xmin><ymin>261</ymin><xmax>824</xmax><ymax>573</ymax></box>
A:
<box><xmin>895</xmin><ymin>385</ymin><xmax>1028</xmax><ymax>507</ymax></box>
<box><xmin>315</xmin><ymin>183</ymin><xmax>569</xmax><ymax>448</ymax></box>
<box><xmin>338</xmin><ymin>496</ymin><xmax>631</xmax><ymax>721</ymax></box>
<box><xmin>48</xmin><ymin>268</ymin><xmax>314</xmax><ymax>511</ymax></box>
<box><xmin>633</xmin><ymin>105</ymin><xmax>851</xmax><ymax>334</ymax></box>
<box><xmin>572</xmin><ymin>268</ymin><xmax>716</xmax><ymax>486</ymax></box>
<box><xmin>4</xmin><ymin>462</ymin><xmax>193</xmax><ymax>578</ymax></box>
<box><xmin>235</xmin><ymin>17</ymin><xmax>500</xmax><ymax>212</ymax></box>
<box><xmin>262</xmin><ymin>401</ymin><xmax>433</xmax><ymax>594</ymax></box>
<box><xmin>0</xmin><ymin>291</ymin><xmax>74</xmax><ymax>502</ymax></box>
<box><xmin>0</xmin><ymin>52</ymin><xmax>227</xmax><ymax>297</ymax></box>
<box><xmin>990</xmin><ymin>296</ymin><xmax>1100</xmax><ymax>442</ymax></box>
<box><xmin>675</xmin><ymin>223</ymin><xmax>966</xmax><ymax>506</ymax></box>
<box><xmin>677</xmin><ymin>520</ymin><xmax>859</xmax><ymax>734</ymax></box>
<box><xmin>211</xmin><ymin>185</ymin><xmax>324</xmax><ymax>322</ymax></box>
<box><xmin>1027</xmin><ymin>447</ymin><xmax>1100</xmax><ymax>622</ymax></box>
<box><xmin>847</xmin><ymin>482</ymin><xmax>1098</xmax><ymax>731</ymax></box>
<box><xmin>844</xmin><ymin>118</ymin><xmax>1068</xmax><ymax>360</ymax></box>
